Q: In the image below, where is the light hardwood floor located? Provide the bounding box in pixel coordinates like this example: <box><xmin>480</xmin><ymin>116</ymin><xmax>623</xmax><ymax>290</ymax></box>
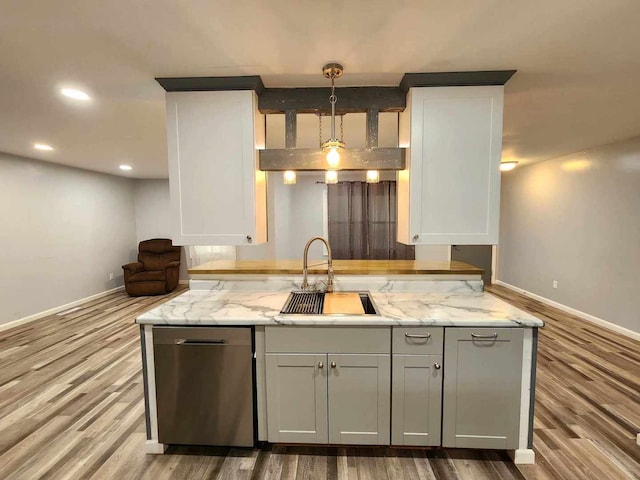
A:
<box><xmin>0</xmin><ymin>284</ymin><xmax>638</xmax><ymax>479</ymax></box>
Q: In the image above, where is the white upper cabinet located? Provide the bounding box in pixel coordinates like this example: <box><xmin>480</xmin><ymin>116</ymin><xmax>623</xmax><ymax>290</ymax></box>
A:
<box><xmin>166</xmin><ymin>90</ymin><xmax>267</xmax><ymax>245</ymax></box>
<box><xmin>397</xmin><ymin>86</ymin><xmax>504</xmax><ymax>245</ymax></box>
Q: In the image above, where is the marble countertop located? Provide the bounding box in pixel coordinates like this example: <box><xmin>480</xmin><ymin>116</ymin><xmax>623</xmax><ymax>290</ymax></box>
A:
<box><xmin>136</xmin><ymin>289</ymin><xmax>544</xmax><ymax>328</ymax></box>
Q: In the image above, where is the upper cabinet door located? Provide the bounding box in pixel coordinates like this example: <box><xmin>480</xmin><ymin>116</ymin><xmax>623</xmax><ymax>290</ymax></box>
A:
<box><xmin>166</xmin><ymin>90</ymin><xmax>267</xmax><ymax>245</ymax></box>
<box><xmin>398</xmin><ymin>86</ymin><xmax>504</xmax><ymax>245</ymax></box>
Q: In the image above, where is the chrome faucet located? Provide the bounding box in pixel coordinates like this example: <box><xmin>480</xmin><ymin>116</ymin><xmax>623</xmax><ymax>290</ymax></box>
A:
<box><xmin>301</xmin><ymin>236</ymin><xmax>334</xmax><ymax>293</ymax></box>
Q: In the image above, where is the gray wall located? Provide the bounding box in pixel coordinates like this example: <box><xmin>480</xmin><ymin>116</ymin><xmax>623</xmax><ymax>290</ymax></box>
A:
<box><xmin>498</xmin><ymin>136</ymin><xmax>640</xmax><ymax>333</ymax></box>
<box><xmin>0</xmin><ymin>153</ymin><xmax>137</xmax><ymax>325</ymax></box>
<box><xmin>237</xmin><ymin>173</ymin><xmax>327</xmax><ymax>260</ymax></box>
<box><xmin>133</xmin><ymin>179</ymin><xmax>189</xmax><ymax>280</ymax></box>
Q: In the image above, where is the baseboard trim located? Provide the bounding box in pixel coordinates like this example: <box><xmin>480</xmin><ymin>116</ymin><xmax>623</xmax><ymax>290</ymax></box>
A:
<box><xmin>0</xmin><ymin>285</ymin><xmax>125</xmax><ymax>333</ymax></box>
<box><xmin>494</xmin><ymin>280</ymin><xmax>640</xmax><ymax>341</ymax></box>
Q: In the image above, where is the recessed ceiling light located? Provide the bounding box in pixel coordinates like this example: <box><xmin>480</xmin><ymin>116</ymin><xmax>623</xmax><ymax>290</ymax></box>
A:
<box><xmin>34</xmin><ymin>143</ymin><xmax>54</xmax><ymax>151</ymax></box>
<box><xmin>500</xmin><ymin>161</ymin><xmax>518</xmax><ymax>172</ymax></box>
<box><xmin>60</xmin><ymin>88</ymin><xmax>91</xmax><ymax>101</ymax></box>
<box><xmin>119</xmin><ymin>164</ymin><xmax>133</xmax><ymax>171</ymax></box>
<box><xmin>283</xmin><ymin>170</ymin><xmax>296</xmax><ymax>185</ymax></box>
<box><xmin>325</xmin><ymin>170</ymin><xmax>338</xmax><ymax>184</ymax></box>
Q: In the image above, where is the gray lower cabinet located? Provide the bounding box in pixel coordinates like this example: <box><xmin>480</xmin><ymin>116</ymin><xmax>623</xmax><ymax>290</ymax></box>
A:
<box><xmin>265</xmin><ymin>353</ymin><xmax>390</xmax><ymax>445</ymax></box>
<box><xmin>328</xmin><ymin>354</ymin><xmax>390</xmax><ymax>445</ymax></box>
<box><xmin>265</xmin><ymin>354</ymin><xmax>328</xmax><ymax>443</ymax></box>
<box><xmin>391</xmin><ymin>354</ymin><xmax>442</xmax><ymax>446</ymax></box>
<box><xmin>442</xmin><ymin>327</ymin><xmax>524</xmax><ymax>449</ymax></box>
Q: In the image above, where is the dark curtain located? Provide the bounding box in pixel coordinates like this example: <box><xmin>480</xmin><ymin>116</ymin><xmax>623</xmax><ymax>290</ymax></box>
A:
<box><xmin>328</xmin><ymin>181</ymin><xmax>415</xmax><ymax>260</ymax></box>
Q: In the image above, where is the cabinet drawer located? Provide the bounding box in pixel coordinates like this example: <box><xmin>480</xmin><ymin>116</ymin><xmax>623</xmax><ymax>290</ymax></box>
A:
<box><xmin>446</xmin><ymin>327</ymin><xmax>516</xmax><ymax>342</ymax></box>
<box><xmin>265</xmin><ymin>326</ymin><xmax>390</xmax><ymax>354</ymax></box>
<box><xmin>393</xmin><ymin>327</ymin><xmax>443</xmax><ymax>354</ymax></box>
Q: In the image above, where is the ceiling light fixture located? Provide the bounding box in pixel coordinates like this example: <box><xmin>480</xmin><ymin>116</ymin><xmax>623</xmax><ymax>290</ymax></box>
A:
<box><xmin>60</xmin><ymin>88</ymin><xmax>91</xmax><ymax>101</ymax></box>
<box><xmin>500</xmin><ymin>161</ymin><xmax>518</xmax><ymax>172</ymax></box>
<box><xmin>283</xmin><ymin>170</ymin><xmax>296</xmax><ymax>185</ymax></box>
<box><xmin>321</xmin><ymin>63</ymin><xmax>345</xmax><ymax>169</ymax></box>
<box><xmin>325</xmin><ymin>170</ymin><xmax>338</xmax><ymax>184</ymax></box>
<box><xmin>119</xmin><ymin>164</ymin><xmax>133</xmax><ymax>171</ymax></box>
<box><xmin>34</xmin><ymin>143</ymin><xmax>54</xmax><ymax>151</ymax></box>
<box><xmin>366</xmin><ymin>170</ymin><xmax>380</xmax><ymax>183</ymax></box>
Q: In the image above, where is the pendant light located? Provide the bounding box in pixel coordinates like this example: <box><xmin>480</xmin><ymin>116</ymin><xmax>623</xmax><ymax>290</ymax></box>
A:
<box><xmin>321</xmin><ymin>63</ymin><xmax>345</xmax><ymax>169</ymax></box>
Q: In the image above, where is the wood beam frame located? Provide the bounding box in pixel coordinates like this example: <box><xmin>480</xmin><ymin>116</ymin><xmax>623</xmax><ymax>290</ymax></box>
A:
<box><xmin>258</xmin><ymin>87</ymin><xmax>405</xmax><ymax>114</ymax></box>
<box><xmin>259</xmin><ymin>148</ymin><xmax>406</xmax><ymax>171</ymax></box>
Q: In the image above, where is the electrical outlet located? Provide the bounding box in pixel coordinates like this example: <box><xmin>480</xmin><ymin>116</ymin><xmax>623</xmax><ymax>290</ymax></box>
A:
<box><xmin>552</xmin><ymin>280</ymin><xmax>558</xmax><ymax>289</ymax></box>
<box><xmin>109</xmin><ymin>272</ymin><xmax>114</xmax><ymax>281</ymax></box>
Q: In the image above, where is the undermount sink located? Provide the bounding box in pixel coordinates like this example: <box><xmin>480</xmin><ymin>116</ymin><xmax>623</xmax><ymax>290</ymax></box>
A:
<box><xmin>280</xmin><ymin>291</ymin><xmax>379</xmax><ymax>315</ymax></box>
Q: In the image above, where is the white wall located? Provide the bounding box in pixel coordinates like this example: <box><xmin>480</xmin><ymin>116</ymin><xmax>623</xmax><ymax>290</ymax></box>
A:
<box><xmin>498</xmin><ymin>136</ymin><xmax>640</xmax><ymax>334</ymax></box>
<box><xmin>133</xmin><ymin>179</ymin><xmax>189</xmax><ymax>280</ymax></box>
<box><xmin>236</xmin><ymin>173</ymin><xmax>327</xmax><ymax>260</ymax></box>
<box><xmin>0</xmin><ymin>153</ymin><xmax>137</xmax><ymax>325</ymax></box>
<box><xmin>279</xmin><ymin>174</ymin><xmax>326</xmax><ymax>259</ymax></box>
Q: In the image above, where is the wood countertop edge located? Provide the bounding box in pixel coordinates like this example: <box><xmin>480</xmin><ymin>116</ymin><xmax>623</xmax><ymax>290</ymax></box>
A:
<box><xmin>188</xmin><ymin>268</ymin><xmax>483</xmax><ymax>275</ymax></box>
<box><xmin>187</xmin><ymin>260</ymin><xmax>484</xmax><ymax>276</ymax></box>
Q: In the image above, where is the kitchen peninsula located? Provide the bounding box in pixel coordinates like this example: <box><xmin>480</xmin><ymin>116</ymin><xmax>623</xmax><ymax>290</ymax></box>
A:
<box><xmin>136</xmin><ymin>259</ymin><xmax>543</xmax><ymax>465</ymax></box>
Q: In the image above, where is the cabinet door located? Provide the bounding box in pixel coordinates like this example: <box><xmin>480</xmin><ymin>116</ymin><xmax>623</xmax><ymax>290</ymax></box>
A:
<box><xmin>398</xmin><ymin>86</ymin><xmax>503</xmax><ymax>245</ymax></box>
<box><xmin>166</xmin><ymin>90</ymin><xmax>266</xmax><ymax>246</ymax></box>
<box><xmin>442</xmin><ymin>328</ymin><xmax>523</xmax><ymax>449</ymax></box>
<box><xmin>327</xmin><ymin>354</ymin><xmax>390</xmax><ymax>445</ymax></box>
<box><xmin>391</xmin><ymin>354</ymin><xmax>442</xmax><ymax>446</ymax></box>
<box><xmin>265</xmin><ymin>354</ymin><xmax>327</xmax><ymax>443</ymax></box>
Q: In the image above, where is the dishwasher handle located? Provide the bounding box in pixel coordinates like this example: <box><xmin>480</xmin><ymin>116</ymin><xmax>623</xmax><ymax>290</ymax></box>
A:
<box><xmin>176</xmin><ymin>339</ymin><xmax>227</xmax><ymax>346</ymax></box>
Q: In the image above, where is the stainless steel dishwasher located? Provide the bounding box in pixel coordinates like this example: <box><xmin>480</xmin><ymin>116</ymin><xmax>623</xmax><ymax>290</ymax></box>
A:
<box><xmin>153</xmin><ymin>326</ymin><xmax>255</xmax><ymax>447</ymax></box>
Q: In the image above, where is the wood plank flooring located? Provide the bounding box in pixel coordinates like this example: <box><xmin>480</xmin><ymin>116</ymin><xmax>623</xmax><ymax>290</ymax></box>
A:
<box><xmin>0</xmin><ymin>284</ymin><xmax>638</xmax><ymax>479</ymax></box>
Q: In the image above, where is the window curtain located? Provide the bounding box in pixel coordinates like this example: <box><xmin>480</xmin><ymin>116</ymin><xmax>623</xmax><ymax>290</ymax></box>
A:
<box><xmin>327</xmin><ymin>181</ymin><xmax>415</xmax><ymax>260</ymax></box>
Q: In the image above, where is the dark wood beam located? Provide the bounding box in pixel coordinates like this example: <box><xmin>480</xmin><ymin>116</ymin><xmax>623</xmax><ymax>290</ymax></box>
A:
<box><xmin>399</xmin><ymin>70</ymin><xmax>517</xmax><ymax>92</ymax></box>
<box><xmin>258</xmin><ymin>87</ymin><xmax>406</xmax><ymax>114</ymax></box>
<box><xmin>285</xmin><ymin>110</ymin><xmax>297</xmax><ymax>149</ymax></box>
<box><xmin>259</xmin><ymin>148</ymin><xmax>405</xmax><ymax>171</ymax></box>
<box><xmin>155</xmin><ymin>76</ymin><xmax>265</xmax><ymax>94</ymax></box>
<box><xmin>366</xmin><ymin>108</ymin><xmax>379</xmax><ymax>149</ymax></box>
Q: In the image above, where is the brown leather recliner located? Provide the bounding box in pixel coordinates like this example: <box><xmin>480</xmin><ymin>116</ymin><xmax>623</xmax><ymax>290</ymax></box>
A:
<box><xmin>122</xmin><ymin>239</ymin><xmax>181</xmax><ymax>296</ymax></box>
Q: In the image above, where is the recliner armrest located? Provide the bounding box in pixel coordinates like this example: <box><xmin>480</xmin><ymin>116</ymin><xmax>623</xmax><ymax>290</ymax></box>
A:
<box><xmin>123</xmin><ymin>261</ymin><xmax>144</xmax><ymax>284</ymax></box>
<box><xmin>164</xmin><ymin>261</ymin><xmax>181</xmax><ymax>270</ymax></box>
<box><xmin>122</xmin><ymin>262</ymin><xmax>144</xmax><ymax>275</ymax></box>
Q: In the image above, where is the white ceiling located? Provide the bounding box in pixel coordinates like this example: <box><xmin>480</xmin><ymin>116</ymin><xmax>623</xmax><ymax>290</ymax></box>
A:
<box><xmin>1</xmin><ymin>0</ymin><xmax>640</xmax><ymax>178</ymax></box>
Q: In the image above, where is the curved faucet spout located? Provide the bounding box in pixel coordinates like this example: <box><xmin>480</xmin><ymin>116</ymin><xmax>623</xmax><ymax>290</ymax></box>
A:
<box><xmin>301</xmin><ymin>236</ymin><xmax>334</xmax><ymax>293</ymax></box>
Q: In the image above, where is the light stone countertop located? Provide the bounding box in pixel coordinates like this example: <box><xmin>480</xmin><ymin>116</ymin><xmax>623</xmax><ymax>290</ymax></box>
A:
<box><xmin>136</xmin><ymin>289</ymin><xmax>544</xmax><ymax>328</ymax></box>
